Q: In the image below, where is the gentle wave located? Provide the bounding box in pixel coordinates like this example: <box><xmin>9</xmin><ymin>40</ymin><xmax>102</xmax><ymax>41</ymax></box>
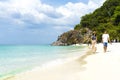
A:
<box><xmin>0</xmin><ymin>45</ymin><xmax>87</xmax><ymax>79</ymax></box>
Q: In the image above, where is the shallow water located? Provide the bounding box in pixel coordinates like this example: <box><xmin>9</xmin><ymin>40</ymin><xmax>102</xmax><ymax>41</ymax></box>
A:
<box><xmin>0</xmin><ymin>44</ymin><xmax>86</xmax><ymax>78</ymax></box>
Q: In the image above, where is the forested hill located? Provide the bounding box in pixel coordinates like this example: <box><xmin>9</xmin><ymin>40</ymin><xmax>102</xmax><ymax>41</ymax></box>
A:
<box><xmin>52</xmin><ymin>0</ymin><xmax>120</xmax><ymax>46</ymax></box>
<box><xmin>74</xmin><ymin>0</ymin><xmax>120</xmax><ymax>42</ymax></box>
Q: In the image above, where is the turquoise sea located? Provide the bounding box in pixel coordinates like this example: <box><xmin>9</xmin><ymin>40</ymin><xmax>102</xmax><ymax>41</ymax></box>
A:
<box><xmin>0</xmin><ymin>45</ymin><xmax>86</xmax><ymax>79</ymax></box>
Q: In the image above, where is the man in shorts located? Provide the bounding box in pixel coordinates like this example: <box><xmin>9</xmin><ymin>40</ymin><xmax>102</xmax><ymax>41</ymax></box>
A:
<box><xmin>102</xmin><ymin>31</ymin><xmax>110</xmax><ymax>53</ymax></box>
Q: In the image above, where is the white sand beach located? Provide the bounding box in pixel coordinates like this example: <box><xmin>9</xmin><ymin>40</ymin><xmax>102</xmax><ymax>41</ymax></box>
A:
<box><xmin>3</xmin><ymin>43</ymin><xmax>120</xmax><ymax>80</ymax></box>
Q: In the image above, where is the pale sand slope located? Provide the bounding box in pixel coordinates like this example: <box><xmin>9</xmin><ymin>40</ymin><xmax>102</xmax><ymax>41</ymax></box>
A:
<box><xmin>5</xmin><ymin>43</ymin><xmax>120</xmax><ymax>80</ymax></box>
<box><xmin>79</xmin><ymin>43</ymin><xmax>120</xmax><ymax>80</ymax></box>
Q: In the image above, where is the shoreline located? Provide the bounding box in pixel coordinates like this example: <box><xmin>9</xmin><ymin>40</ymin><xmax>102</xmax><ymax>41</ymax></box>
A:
<box><xmin>3</xmin><ymin>43</ymin><xmax>120</xmax><ymax>80</ymax></box>
<box><xmin>1</xmin><ymin>44</ymin><xmax>90</xmax><ymax>80</ymax></box>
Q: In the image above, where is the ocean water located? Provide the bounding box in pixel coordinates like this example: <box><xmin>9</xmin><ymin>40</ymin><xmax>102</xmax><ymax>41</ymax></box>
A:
<box><xmin>0</xmin><ymin>44</ymin><xmax>86</xmax><ymax>78</ymax></box>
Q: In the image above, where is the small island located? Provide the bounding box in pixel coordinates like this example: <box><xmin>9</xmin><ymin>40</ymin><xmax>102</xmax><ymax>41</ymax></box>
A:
<box><xmin>52</xmin><ymin>0</ymin><xmax>120</xmax><ymax>46</ymax></box>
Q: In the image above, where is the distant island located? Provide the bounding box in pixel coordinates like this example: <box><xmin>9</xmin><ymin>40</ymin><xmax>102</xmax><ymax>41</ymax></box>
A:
<box><xmin>52</xmin><ymin>0</ymin><xmax>120</xmax><ymax>46</ymax></box>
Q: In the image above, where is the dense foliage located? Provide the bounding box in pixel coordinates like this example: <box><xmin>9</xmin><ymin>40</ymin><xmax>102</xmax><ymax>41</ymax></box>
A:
<box><xmin>74</xmin><ymin>0</ymin><xmax>120</xmax><ymax>42</ymax></box>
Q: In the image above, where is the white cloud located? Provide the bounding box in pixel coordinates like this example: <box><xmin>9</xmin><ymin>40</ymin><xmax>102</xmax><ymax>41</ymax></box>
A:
<box><xmin>88</xmin><ymin>0</ymin><xmax>106</xmax><ymax>9</ymax></box>
<box><xmin>0</xmin><ymin>0</ymin><xmax>106</xmax><ymax>30</ymax></box>
<box><xmin>0</xmin><ymin>0</ymin><xmax>107</xmax><ymax>44</ymax></box>
<box><xmin>51</xmin><ymin>0</ymin><xmax>106</xmax><ymax>27</ymax></box>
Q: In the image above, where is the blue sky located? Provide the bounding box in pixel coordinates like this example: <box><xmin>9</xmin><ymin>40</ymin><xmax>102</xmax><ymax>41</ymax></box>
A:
<box><xmin>0</xmin><ymin>0</ymin><xmax>106</xmax><ymax>44</ymax></box>
<box><xmin>40</xmin><ymin>0</ymin><xmax>88</xmax><ymax>6</ymax></box>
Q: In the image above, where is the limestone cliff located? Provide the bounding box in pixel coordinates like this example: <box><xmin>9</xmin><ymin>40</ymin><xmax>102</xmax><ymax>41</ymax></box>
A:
<box><xmin>52</xmin><ymin>28</ymin><xmax>92</xmax><ymax>46</ymax></box>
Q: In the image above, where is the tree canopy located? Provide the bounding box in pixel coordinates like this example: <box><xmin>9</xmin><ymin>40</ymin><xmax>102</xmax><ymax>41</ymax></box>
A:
<box><xmin>74</xmin><ymin>0</ymin><xmax>120</xmax><ymax>42</ymax></box>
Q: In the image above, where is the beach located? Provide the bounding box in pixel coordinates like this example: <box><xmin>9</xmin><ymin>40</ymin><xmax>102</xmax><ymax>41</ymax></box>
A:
<box><xmin>2</xmin><ymin>43</ymin><xmax>120</xmax><ymax>80</ymax></box>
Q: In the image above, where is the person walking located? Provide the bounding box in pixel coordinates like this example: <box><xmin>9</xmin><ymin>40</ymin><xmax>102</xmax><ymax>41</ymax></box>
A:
<box><xmin>91</xmin><ymin>31</ymin><xmax>97</xmax><ymax>53</ymax></box>
<box><xmin>102</xmin><ymin>31</ymin><xmax>110</xmax><ymax>53</ymax></box>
